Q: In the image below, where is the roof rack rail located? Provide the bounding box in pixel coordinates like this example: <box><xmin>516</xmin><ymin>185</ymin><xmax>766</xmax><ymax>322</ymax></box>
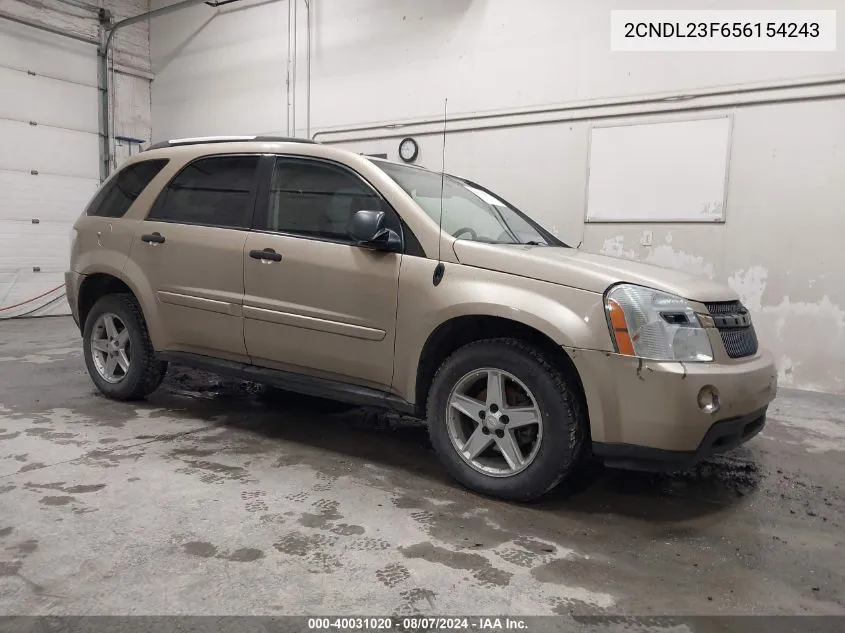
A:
<box><xmin>144</xmin><ymin>135</ymin><xmax>317</xmax><ymax>151</ymax></box>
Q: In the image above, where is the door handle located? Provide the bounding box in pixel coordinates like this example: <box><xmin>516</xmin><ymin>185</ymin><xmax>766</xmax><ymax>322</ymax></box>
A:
<box><xmin>249</xmin><ymin>248</ymin><xmax>282</xmax><ymax>262</ymax></box>
<box><xmin>141</xmin><ymin>232</ymin><xmax>165</xmax><ymax>244</ymax></box>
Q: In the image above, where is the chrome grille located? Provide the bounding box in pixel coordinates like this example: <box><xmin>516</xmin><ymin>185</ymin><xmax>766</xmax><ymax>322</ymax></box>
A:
<box><xmin>705</xmin><ymin>301</ymin><xmax>759</xmax><ymax>359</ymax></box>
<box><xmin>705</xmin><ymin>300</ymin><xmax>743</xmax><ymax>315</ymax></box>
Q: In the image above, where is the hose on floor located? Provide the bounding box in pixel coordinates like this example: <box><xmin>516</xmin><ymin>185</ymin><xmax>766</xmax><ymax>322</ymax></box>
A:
<box><xmin>0</xmin><ymin>284</ymin><xmax>67</xmax><ymax>319</ymax></box>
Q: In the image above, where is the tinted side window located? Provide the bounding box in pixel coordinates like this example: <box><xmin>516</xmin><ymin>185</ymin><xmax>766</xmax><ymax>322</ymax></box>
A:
<box><xmin>86</xmin><ymin>159</ymin><xmax>169</xmax><ymax>218</ymax></box>
<box><xmin>262</xmin><ymin>158</ymin><xmax>388</xmax><ymax>241</ymax></box>
<box><xmin>149</xmin><ymin>155</ymin><xmax>260</xmax><ymax>229</ymax></box>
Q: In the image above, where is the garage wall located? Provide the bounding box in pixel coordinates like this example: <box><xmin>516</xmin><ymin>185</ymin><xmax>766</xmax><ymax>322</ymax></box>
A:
<box><xmin>150</xmin><ymin>0</ymin><xmax>845</xmax><ymax>394</ymax></box>
<box><xmin>0</xmin><ymin>0</ymin><xmax>152</xmax><ymax>317</ymax></box>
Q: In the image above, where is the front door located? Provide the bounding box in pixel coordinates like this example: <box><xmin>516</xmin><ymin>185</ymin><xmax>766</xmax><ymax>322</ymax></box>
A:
<box><xmin>242</xmin><ymin>156</ymin><xmax>402</xmax><ymax>389</ymax></box>
<box><xmin>127</xmin><ymin>154</ymin><xmax>261</xmax><ymax>361</ymax></box>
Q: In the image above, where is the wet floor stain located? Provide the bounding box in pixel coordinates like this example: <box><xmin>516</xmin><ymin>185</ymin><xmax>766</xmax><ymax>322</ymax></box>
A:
<box><xmin>241</xmin><ymin>490</ymin><xmax>269</xmax><ymax>513</ymax></box>
<box><xmin>24</xmin><ymin>428</ymin><xmax>80</xmax><ymax>443</ymax></box>
<box><xmin>551</xmin><ymin>597</ymin><xmax>600</xmax><ymax>616</ymax></box>
<box><xmin>397</xmin><ymin>587</ymin><xmax>437</xmax><ymax>614</ymax></box>
<box><xmin>329</xmin><ymin>523</ymin><xmax>365</xmax><ymax>536</ymax></box>
<box><xmin>182</xmin><ymin>540</ymin><xmax>265</xmax><ymax>563</ymax></box>
<box><xmin>0</xmin><ymin>527</ymin><xmax>13</xmax><ymax>538</ymax></box>
<box><xmin>171</xmin><ymin>447</ymin><xmax>218</xmax><ymax>458</ymax></box>
<box><xmin>346</xmin><ymin>536</ymin><xmax>392</xmax><ymax>551</ymax></box>
<box><xmin>39</xmin><ymin>495</ymin><xmax>75</xmax><ymax>506</ymax></box>
<box><xmin>79</xmin><ymin>449</ymin><xmax>145</xmax><ymax>468</ymax></box>
<box><xmin>375</xmin><ymin>562</ymin><xmax>411</xmax><ymax>587</ymax></box>
<box><xmin>183</xmin><ymin>541</ymin><xmax>217</xmax><ymax>558</ymax></box>
<box><xmin>496</xmin><ymin>545</ymin><xmax>551</xmax><ymax>568</ymax></box>
<box><xmin>273</xmin><ymin>532</ymin><xmax>342</xmax><ymax>573</ymax></box>
<box><xmin>399</xmin><ymin>542</ymin><xmax>512</xmax><ymax>587</ymax></box>
<box><xmin>64</xmin><ymin>484</ymin><xmax>106</xmax><ymax>494</ymax></box>
<box><xmin>175</xmin><ymin>459</ymin><xmax>255</xmax><ymax>485</ymax></box>
<box><xmin>223</xmin><ymin>548</ymin><xmax>264</xmax><ymax>562</ymax></box>
<box><xmin>395</xmin><ymin>498</ymin><xmax>516</xmax><ymax>550</ymax></box>
<box><xmin>531</xmin><ymin>556</ymin><xmax>614</xmax><ymax>592</ymax></box>
<box><xmin>5</xmin><ymin>539</ymin><xmax>38</xmax><ymax>555</ymax></box>
<box><xmin>18</xmin><ymin>463</ymin><xmax>46</xmax><ymax>473</ymax></box>
<box><xmin>0</xmin><ymin>561</ymin><xmax>22</xmax><ymax>576</ymax></box>
<box><xmin>298</xmin><ymin>499</ymin><xmax>342</xmax><ymax>529</ymax></box>
<box><xmin>24</xmin><ymin>482</ymin><xmax>105</xmax><ymax>495</ymax></box>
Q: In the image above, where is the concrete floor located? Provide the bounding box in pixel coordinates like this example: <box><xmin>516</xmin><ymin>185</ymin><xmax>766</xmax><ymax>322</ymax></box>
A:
<box><xmin>0</xmin><ymin>316</ymin><xmax>843</xmax><ymax>617</ymax></box>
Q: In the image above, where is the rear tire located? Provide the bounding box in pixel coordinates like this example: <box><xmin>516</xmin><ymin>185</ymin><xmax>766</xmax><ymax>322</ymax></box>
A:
<box><xmin>83</xmin><ymin>293</ymin><xmax>168</xmax><ymax>401</ymax></box>
<box><xmin>427</xmin><ymin>338</ymin><xmax>586</xmax><ymax>501</ymax></box>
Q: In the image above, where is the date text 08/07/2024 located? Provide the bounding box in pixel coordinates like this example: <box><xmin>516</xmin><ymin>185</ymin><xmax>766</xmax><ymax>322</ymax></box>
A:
<box><xmin>307</xmin><ymin>617</ymin><xmax>529</xmax><ymax>631</ymax></box>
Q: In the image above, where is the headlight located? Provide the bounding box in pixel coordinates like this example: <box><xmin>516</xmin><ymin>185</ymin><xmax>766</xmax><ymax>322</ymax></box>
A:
<box><xmin>604</xmin><ymin>283</ymin><xmax>713</xmax><ymax>362</ymax></box>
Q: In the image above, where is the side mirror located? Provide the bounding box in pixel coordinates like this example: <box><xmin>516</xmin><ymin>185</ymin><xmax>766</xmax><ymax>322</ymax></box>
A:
<box><xmin>347</xmin><ymin>210</ymin><xmax>402</xmax><ymax>253</ymax></box>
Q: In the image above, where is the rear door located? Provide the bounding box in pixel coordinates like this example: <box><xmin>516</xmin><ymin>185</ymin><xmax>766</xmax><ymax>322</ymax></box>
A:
<box><xmin>242</xmin><ymin>156</ymin><xmax>402</xmax><ymax>389</ymax></box>
<box><xmin>126</xmin><ymin>154</ymin><xmax>261</xmax><ymax>361</ymax></box>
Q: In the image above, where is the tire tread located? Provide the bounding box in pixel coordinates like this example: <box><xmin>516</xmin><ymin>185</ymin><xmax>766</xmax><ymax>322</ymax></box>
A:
<box><xmin>426</xmin><ymin>337</ymin><xmax>586</xmax><ymax>501</ymax></box>
<box><xmin>83</xmin><ymin>293</ymin><xmax>167</xmax><ymax>401</ymax></box>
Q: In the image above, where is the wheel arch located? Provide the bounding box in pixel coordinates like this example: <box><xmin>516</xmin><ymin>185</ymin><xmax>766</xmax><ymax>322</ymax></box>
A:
<box><xmin>76</xmin><ymin>270</ymin><xmax>159</xmax><ymax>347</ymax></box>
<box><xmin>412</xmin><ymin>314</ymin><xmax>590</xmax><ymax>435</ymax></box>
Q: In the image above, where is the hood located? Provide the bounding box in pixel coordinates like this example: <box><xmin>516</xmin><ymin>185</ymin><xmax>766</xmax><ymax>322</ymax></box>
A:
<box><xmin>451</xmin><ymin>241</ymin><xmax>738</xmax><ymax>303</ymax></box>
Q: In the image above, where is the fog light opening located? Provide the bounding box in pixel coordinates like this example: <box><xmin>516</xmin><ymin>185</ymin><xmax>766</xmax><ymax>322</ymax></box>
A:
<box><xmin>698</xmin><ymin>386</ymin><xmax>721</xmax><ymax>414</ymax></box>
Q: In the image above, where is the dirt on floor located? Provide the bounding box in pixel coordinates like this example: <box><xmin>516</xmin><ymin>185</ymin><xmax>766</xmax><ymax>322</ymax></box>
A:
<box><xmin>0</xmin><ymin>317</ymin><xmax>843</xmax><ymax>623</ymax></box>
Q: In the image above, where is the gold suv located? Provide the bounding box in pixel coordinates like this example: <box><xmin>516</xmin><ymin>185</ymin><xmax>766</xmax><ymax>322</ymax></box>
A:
<box><xmin>66</xmin><ymin>136</ymin><xmax>778</xmax><ymax>500</ymax></box>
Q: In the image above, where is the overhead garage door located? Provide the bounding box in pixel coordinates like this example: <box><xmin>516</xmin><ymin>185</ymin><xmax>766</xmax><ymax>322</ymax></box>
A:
<box><xmin>0</xmin><ymin>21</ymin><xmax>100</xmax><ymax>317</ymax></box>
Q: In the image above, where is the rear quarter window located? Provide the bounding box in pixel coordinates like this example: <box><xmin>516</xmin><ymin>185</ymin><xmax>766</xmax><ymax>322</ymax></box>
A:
<box><xmin>146</xmin><ymin>154</ymin><xmax>260</xmax><ymax>229</ymax></box>
<box><xmin>86</xmin><ymin>159</ymin><xmax>169</xmax><ymax>218</ymax></box>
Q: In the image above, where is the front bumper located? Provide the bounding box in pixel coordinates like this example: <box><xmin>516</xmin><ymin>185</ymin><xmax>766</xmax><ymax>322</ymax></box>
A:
<box><xmin>592</xmin><ymin>407</ymin><xmax>768</xmax><ymax>472</ymax></box>
<box><xmin>566</xmin><ymin>347</ymin><xmax>778</xmax><ymax>468</ymax></box>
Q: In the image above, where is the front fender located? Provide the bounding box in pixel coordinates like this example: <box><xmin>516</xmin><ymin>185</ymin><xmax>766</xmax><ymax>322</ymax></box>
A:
<box><xmin>392</xmin><ymin>257</ymin><xmax>611</xmax><ymax>404</ymax></box>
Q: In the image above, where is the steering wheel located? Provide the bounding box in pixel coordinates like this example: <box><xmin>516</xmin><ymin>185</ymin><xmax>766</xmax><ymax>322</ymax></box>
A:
<box><xmin>452</xmin><ymin>227</ymin><xmax>478</xmax><ymax>240</ymax></box>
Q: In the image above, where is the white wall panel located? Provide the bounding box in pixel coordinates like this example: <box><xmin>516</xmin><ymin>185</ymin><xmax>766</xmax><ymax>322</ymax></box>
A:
<box><xmin>0</xmin><ymin>120</ymin><xmax>99</xmax><ymax>179</ymax></box>
<box><xmin>0</xmin><ymin>1</ymin><xmax>152</xmax><ymax>318</ymax></box>
<box><xmin>0</xmin><ymin>17</ymin><xmax>96</xmax><ymax>84</ymax></box>
<box><xmin>0</xmin><ymin>170</ymin><xmax>98</xmax><ymax>223</ymax></box>
<box><xmin>152</xmin><ymin>0</ymin><xmax>845</xmax><ymax>140</ymax></box>
<box><xmin>0</xmin><ymin>171</ymin><xmax>95</xmax><ymax>317</ymax></box>
<box><xmin>0</xmin><ymin>67</ymin><xmax>99</xmax><ymax>133</ymax></box>
<box><xmin>0</xmin><ymin>221</ymin><xmax>75</xmax><ymax>272</ymax></box>
<box><xmin>0</xmin><ymin>0</ymin><xmax>152</xmax><ymax>75</ymax></box>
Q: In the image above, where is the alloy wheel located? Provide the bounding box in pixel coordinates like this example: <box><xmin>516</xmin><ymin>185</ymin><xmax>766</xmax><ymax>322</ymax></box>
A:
<box><xmin>445</xmin><ymin>368</ymin><xmax>543</xmax><ymax>477</ymax></box>
<box><xmin>90</xmin><ymin>312</ymin><xmax>131</xmax><ymax>384</ymax></box>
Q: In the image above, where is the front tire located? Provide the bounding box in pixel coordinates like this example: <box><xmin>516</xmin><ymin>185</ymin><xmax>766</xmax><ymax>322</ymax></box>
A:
<box><xmin>427</xmin><ymin>338</ymin><xmax>586</xmax><ymax>501</ymax></box>
<box><xmin>83</xmin><ymin>294</ymin><xmax>168</xmax><ymax>401</ymax></box>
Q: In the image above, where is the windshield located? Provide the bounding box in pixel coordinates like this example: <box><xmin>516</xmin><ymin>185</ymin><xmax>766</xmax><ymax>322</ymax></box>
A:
<box><xmin>375</xmin><ymin>160</ymin><xmax>563</xmax><ymax>246</ymax></box>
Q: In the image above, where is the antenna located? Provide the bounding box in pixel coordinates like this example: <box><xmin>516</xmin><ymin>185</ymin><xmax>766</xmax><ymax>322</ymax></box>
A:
<box><xmin>433</xmin><ymin>98</ymin><xmax>447</xmax><ymax>287</ymax></box>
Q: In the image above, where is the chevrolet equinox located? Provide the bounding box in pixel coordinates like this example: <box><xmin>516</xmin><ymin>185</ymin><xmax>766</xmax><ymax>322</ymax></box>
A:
<box><xmin>66</xmin><ymin>136</ymin><xmax>778</xmax><ymax>501</ymax></box>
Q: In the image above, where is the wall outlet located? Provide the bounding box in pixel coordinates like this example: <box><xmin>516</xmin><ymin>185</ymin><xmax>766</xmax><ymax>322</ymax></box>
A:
<box><xmin>641</xmin><ymin>230</ymin><xmax>653</xmax><ymax>246</ymax></box>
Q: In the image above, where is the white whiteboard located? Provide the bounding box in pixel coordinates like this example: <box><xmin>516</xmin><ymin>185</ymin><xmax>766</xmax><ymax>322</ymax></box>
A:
<box><xmin>585</xmin><ymin>116</ymin><xmax>731</xmax><ymax>223</ymax></box>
